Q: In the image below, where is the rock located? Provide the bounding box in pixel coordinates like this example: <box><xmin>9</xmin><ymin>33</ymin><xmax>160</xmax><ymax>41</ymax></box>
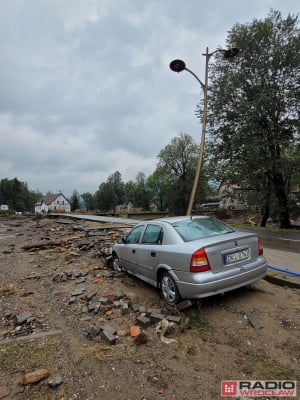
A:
<box><xmin>86</xmin><ymin>325</ymin><xmax>102</xmax><ymax>339</ymax></box>
<box><xmin>176</xmin><ymin>299</ymin><xmax>194</xmax><ymax>311</ymax></box>
<box><xmin>68</xmin><ymin>296</ymin><xmax>76</xmax><ymax>304</ymax></box>
<box><xmin>166</xmin><ymin>315</ymin><xmax>181</xmax><ymax>324</ymax></box>
<box><xmin>131</xmin><ymin>303</ymin><xmax>139</xmax><ymax>313</ymax></box>
<box><xmin>149</xmin><ymin>312</ymin><xmax>166</xmax><ymax>323</ymax></box>
<box><xmin>71</xmin><ymin>288</ymin><xmax>85</xmax><ymax>296</ymax></box>
<box><xmin>101</xmin><ymin>329</ymin><xmax>117</xmax><ymax>345</ymax></box>
<box><xmin>136</xmin><ymin>315</ymin><xmax>151</xmax><ymax>328</ymax></box>
<box><xmin>247</xmin><ymin>313</ymin><xmax>264</xmax><ymax>329</ymax></box>
<box><xmin>16</xmin><ymin>313</ymin><xmax>33</xmax><ymax>325</ymax></box>
<box><xmin>121</xmin><ymin>302</ymin><xmax>129</xmax><ymax>315</ymax></box>
<box><xmin>48</xmin><ymin>374</ymin><xmax>63</xmax><ymax>388</ymax></box>
<box><xmin>87</xmin><ymin>291</ymin><xmax>97</xmax><ymax>301</ymax></box>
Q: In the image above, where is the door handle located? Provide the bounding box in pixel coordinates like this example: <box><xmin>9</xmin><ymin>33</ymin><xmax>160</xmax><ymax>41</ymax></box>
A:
<box><xmin>151</xmin><ymin>251</ymin><xmax>156</xmax><ymax>257</ymax></box>
<box><xmin>132</xmin><ymin>249</ymin><xmax>136</xmax><ymax>254</ymax></box>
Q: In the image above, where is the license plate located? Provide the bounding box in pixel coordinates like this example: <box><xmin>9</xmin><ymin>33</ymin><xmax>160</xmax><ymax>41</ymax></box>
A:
<box><xmin>224</xmin><ymin>249</ymin><xmax>250</xmax><ymax>265</ymax></box>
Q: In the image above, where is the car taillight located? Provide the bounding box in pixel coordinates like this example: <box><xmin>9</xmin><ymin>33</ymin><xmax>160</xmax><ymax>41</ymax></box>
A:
<box><xmin>258</xmin><ymin>237</ymin><xmax>263</xmax><ymax>256</ymax></box>
<box><xmin>190</xmin><ymin>249</ymin><xmax>210</xmax><ymax>272</ymax></box>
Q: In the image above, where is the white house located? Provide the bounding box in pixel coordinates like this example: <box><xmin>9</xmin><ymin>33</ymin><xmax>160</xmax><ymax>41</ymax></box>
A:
<box><xmin>0</xmin><ymin>204</ymin><xmax>9</xmax><ymax>211</ymax></box>
<box><xmin>35</xmin><ymin>193</ymin><xmax>71</xmax><ymax>214</ymax></box>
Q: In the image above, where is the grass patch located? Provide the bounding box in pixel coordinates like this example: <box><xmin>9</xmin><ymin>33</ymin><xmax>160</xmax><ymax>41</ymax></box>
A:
<box><xmin>186</xmin><ymin>314</ymin><xmax>210</xmax><ymax>338</ymax></box>
<box><xmin>227</xmin><ymin>338</ymin><xmax>242</xmax><ymax>348</ymax></box>
<box><xmin>242</xmin><ymin>356</ymin><xmax>297</xmax><ymax>380</ymax></box>
<box><xmin>0</xmin><ymin>337</ymin><xmax>62</xmax><ymax>370</ymax></box>
<box><xmin>186</xmin><ymin>346</ymin><xmax>197</xmax><ymax>355</ymax></box>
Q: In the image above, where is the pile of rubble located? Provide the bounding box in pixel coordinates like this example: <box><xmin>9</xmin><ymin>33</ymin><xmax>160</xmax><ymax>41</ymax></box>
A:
<box><xmin>1</xmin><ymin>311</ymin><xmax>46</xmax><ymax>340</ymax></box>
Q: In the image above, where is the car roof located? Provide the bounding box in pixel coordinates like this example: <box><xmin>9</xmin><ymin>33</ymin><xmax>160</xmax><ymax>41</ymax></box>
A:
<box><xmin>153</xmin><ymin>215</ymin><xmax>210</xmax><ymax>224</ymax></box>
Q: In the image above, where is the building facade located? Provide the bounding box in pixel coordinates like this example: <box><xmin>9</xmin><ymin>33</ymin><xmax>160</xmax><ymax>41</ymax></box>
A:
<box><xmin>35</xmin><ymin>193</ymin><xmax>70</xmax><ymax>214</ymax></box>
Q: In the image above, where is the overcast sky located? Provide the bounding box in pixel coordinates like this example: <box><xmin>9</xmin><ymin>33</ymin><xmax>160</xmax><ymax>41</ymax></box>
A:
<box><xmin>0</xmin><ymin>0</ymin><xmax>299</xmax><ymax>197</ymax></box>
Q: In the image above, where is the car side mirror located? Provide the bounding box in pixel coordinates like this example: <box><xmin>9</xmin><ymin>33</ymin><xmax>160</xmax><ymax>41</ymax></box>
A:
<box><xmin>117</xmin><ymin>238</ymin><xmax>126</xmax><ymax>244</ymax></box>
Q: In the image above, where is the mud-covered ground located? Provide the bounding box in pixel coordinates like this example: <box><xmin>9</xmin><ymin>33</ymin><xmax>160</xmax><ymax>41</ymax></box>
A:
<box><xmin>0</xmin><ymin>216</ymin><xmax>299</xmax><ymax>400</ymax></box>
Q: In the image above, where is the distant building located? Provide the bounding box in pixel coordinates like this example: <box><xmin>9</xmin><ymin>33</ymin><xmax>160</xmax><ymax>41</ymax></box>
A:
<box><xmin>0</xmin><ymin>204</ymin><xmax>9</xmax><ymax>211</ymax></box>
<box><xmin>35</xmin><ymin>193</ymin><xmax>70</xmax><ymax>214</ymax></box>
<box><xmin>218</xmin><ymin>182</ymin><xmax>247</xmax><ymax>210</ymax></box>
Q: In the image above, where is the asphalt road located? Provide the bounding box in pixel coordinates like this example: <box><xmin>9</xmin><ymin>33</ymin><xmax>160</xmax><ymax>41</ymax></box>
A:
<box><xmin>242</xmin><ymin>228</ymin><xmax>300</xmax><ymax>253</ymax></box>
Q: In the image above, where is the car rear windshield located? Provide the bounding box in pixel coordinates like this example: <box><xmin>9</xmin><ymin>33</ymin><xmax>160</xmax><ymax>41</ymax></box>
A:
<box><xmin>172</xmin><ymin>218</ymin><xmax>234</xmax><ymax>242</ymax></box>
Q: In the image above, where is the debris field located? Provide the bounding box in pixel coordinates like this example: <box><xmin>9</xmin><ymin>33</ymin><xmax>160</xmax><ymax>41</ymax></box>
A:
<box><xmin>0</xmin><ymin>215</ymin><xmax>299</xmax><ymax>400</ymax></box>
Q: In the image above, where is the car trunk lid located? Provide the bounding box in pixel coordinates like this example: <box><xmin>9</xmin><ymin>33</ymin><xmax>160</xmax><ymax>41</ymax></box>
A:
<box><xmin>200</xmin><ymin>232</ymin><xmax>261</xmax><ymax>273</ymax></box>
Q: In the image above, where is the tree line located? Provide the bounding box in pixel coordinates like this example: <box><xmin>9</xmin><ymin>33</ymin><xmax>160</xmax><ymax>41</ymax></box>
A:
<box><xmin>0</xmin><ymin>178</ymin><xmax>41</xmax><ymax>213</ymax></box>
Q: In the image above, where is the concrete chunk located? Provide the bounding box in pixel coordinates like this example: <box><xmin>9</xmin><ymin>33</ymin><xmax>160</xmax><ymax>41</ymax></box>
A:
<box><xmin>71</xmin><ymin>288</ymin><xmax>85</xmax><ymax>296</ymax></box>
<box><xmin>136</xmin><ymin>315</ymin><xmax>151</xmax><ymax>328</ymax></box>
<box><xmin>150</xmin><ymin>313</ymin><xmax>166</xmax><ymax>323</ymax></box>
<box><xmin>102</xmin><ymin>329</ymin><xmax>117</xmax><ymax>345</ymax></box>
<box><xmin>121</xmin><ymin>302</ymin><xmax>129</xmax><ymax>315</ymax></box>
<box><xmin>176</xmin><ymin>300</ymin><xmax>194</xmax><ymax>311</ymax></box>
<box><xmin>68</xmin><ymin>296</ymin><xmax>76</xmax><ymax>304</ymax></box>
<box><xmin>247</xmin><ymin>313</ymin><xmax>264</xmax><ymax>329</ymax></box>
<box><xmin>16</xmin><ymin>313</ymin><xmax>33</xmax><ymax>325</ymax></box>
<box><xmin>166</xmin><ymin>315</ymin><xmax>181</xmax><ymax>324</ymax></box>
<box><xmin>131</xmin><ymin>304</ymin><xmax>139</xmax><ymax>313</ymax></box>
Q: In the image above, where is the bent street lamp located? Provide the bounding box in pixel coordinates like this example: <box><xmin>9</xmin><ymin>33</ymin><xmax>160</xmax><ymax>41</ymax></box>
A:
<box><xmin>170</xmin><ymin>47</ymin><xmax>239</xmax><ymax>216</ymax></box>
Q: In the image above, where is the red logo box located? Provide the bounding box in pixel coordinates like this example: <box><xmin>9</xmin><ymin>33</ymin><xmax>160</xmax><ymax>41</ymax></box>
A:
<box><xmin>221</xmin><ymin>381</ymin><xmax>237</xmax><ymax>397</ymax></box>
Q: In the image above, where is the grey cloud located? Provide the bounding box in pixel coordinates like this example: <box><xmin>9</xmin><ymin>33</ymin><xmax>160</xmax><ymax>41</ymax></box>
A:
<box><xmin>0</xmin><ymin>0</ymin><xmax>298</xmax><ymax>195</ymax></box>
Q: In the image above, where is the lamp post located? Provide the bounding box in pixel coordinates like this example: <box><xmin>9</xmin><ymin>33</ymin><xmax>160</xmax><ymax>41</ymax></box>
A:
<box><xmin>170</xmin><ymin>47</ymin><xmax>239</xmax><ymax>216</ymax></box>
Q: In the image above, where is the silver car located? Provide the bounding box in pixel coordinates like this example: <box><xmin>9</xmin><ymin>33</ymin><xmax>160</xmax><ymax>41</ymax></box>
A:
<box><xmin>112</xmin><ymin>216</ymin><xmax>267</xmax><ymax>306</ymax></box>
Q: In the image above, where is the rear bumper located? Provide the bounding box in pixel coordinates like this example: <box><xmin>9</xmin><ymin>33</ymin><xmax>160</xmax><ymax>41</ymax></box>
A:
<box><xmin>176</xmin><ymin>262</ymin><xmax>268</xmax><ymax>299</ymax></box>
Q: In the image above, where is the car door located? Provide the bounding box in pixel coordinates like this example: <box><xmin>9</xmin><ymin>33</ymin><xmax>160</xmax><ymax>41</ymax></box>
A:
<box><xmin>134</xmin><ymin>223</ymin><xmax>163</xmax><ymax>283</ymax></box>
<box><xmin>118</xmin><ymin>224</ymin><xmax>145</xmax><ymax>274</ymax></box>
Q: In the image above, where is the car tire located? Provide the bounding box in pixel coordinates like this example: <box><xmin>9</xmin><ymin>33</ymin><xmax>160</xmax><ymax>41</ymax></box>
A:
<box><xmin>160</xmin><ymin>272</ymin><xmax>180</xmax><ymax>306</ymax></box>
<box><xmin>112</xmin><ymin>255</ymin><xmax>122</xmax><ymax>271</ymax></box>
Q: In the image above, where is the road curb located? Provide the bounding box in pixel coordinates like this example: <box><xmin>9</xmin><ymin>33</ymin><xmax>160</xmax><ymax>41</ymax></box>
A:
<box><xmin>264</xmin><ymin>273</ymin><xmax>300</xmax><ymax>289</ymax></box>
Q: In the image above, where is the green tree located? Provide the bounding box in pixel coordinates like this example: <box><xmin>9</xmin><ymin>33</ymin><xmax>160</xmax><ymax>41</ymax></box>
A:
<box><xmin>134</xmin><ymin>172</ymin><xmax>150</xmax><ymax>210</ymax></box>
<box><xmin>206</xmin><ymin>10</ymin><xmax>300</xmax><ymax>228</ymax></box>
<box><xmin>122</xmin><ymin>173</ymin><xmax>151</xmax><ymax>210</ymax></box>
<box><xmin>147</xmin><ymin>167</ymin><xmax>170</xmax><ymax>211</ymax></box>
<box><xmin>94</xmin><ymin>172</ymin><xmax>125</xmax><ymax>212</ymax></box>
<box><xmin>70</xmin><ymin>190</ymin><xmax>80</xmax><ymax>211</ymax></box>
<box><xmin>123</xmin><ymin>180</ymin><xmax>137</xmax><ymax>206</ymax></box>
<box><xmin>94</xmin><ymin>182</ymin><xmax>117</xmax><ymax>211</ymax></box>
<box><xmin>157</xmin><ymin>133</ymin><xmax>203</xmax><ymax>215</ymax></box>
<box><xmin>107</xmin><ymin>171</ymin><xmax>125</xmax><ymax>204</ymax></box>
<box><xmin>81</xmin><ymin>192</ymin><xmax>95</xmax><ymax>211</ymax></box>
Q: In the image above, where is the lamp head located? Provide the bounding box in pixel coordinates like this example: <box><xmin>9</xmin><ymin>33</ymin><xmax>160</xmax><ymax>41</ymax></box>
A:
<box><xmin>169</xmin><ymin>59</ymin><xmax>186</xmax><ymax>73</ymax></box>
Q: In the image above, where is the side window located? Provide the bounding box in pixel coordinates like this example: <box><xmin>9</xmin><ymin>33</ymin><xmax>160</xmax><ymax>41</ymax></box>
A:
<box><xmin>142</xmin><ymin>224</ymin><xmax>163</xmax><ymax>244</ymax></box>
<box><xmin>125</xmin><ymin>225</ymin><xmax>144</xmax><ymax>244</ymax></box>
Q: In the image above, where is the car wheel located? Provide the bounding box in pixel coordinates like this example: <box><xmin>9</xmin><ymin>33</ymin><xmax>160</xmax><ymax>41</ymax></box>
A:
<box><xmin>160</xmin><ymin>272</ymin><xmax>180</xmax><ymax>306</ymax></box>
<box><xmin>112</xmin><ymin>255</ymin><xmax>122</xmax><ymax>271</ymax></box>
